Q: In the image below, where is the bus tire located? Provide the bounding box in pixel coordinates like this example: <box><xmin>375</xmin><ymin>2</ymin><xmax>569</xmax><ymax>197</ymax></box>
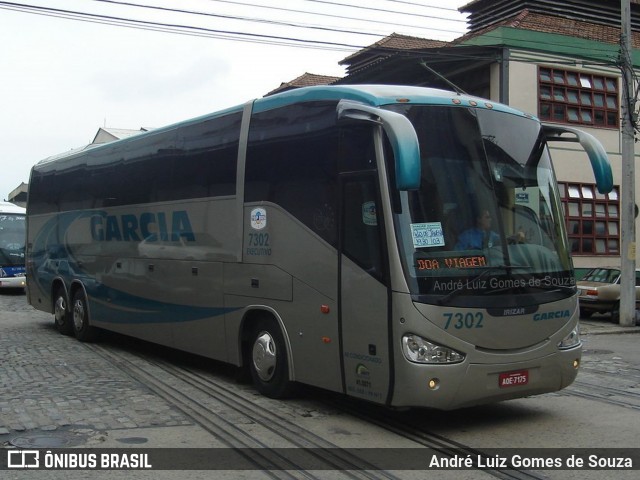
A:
<box><xmin>53</xmin><ymin>287</ymin><xmax>74</xmax><ymax>336</ymax></box>
<box><xmin>249</xmin><ymin>318</ymin><xmax>293</xmax><ymax>399</ymax></box>
<box><xmin>71</xmin><ymin>289</ymin><xmax>99</xmax><ymax>342</ymax></box>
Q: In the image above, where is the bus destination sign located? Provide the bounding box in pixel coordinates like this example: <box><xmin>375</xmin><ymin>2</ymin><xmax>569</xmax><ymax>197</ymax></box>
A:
<box><xmin>416</xmin><ymin>255</ymin><xmax>487</xmax><ymax>271</ymax></box>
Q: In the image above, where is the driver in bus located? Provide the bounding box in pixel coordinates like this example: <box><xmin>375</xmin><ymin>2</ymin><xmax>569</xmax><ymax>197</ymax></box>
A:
<box><xmin>456</xmin><ymin>209</ymin><xmax>526</xmax><ymax>250</ymax></box>
<box><xmin>455</xmin><ymin>209</ymin><xmax>500</xmax><ymax>250</ymax></box>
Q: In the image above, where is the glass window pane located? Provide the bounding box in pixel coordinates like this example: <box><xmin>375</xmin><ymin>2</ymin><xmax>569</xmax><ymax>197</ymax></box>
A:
<box><xmin>553</xmin><ymin>105</ymin><xmax>565</xmax><ymax>120</ymax></box>
<box><xmin>595</xmin><ymin>203</ymin><xmax>606</xmax><ymax>217</ymax></box>
<box><xmin>609</xmin><ymin>188</ymin><xmax>619</xmax><ymax>200</ymax></box>
<box><xmin>567</xmin><ymin>72</ymin><xmax>579</xmax><ymax>86</ymax></box>
<box><xmin>540</xmin><ymin>103</ymin><xmax>551</xmax><ymax>119</ymax></box>
<box><xmin>593</xmin><ymin>77</ymin><xmax>605</xmax><ymax>90</ymax></box>
<box><xmin>608</xmin><ymin>239</ymin><xmax>619</xmax><ymax>252</ymax></box>
<box><xmin>568</xmin><ymin>202</ymin><xmax>580</xmax><ymax>216</ymax></box>
<box><xmin>595</xmin><ymin>239</ymin><xmax>606</xmax><ymax>253</ymax></box>
<box><xmin>581</xmin><ymin>186</ymin><xmax>594</xmax><ymax>198</ymax></box>
<box><xmin>595</xmin><ymin>221</ymin><xmax>606</xmax><ymax>234</ymax></box>
<box><xmin>594</xmin><ymin>93</ymin><xmax>605</xmax><ymax>107</ymax></box>
<box><xmin>553</xmin><ymin>71</ymin><xmax>565</xmax><ymax>84</ymax></box>
<box><xmin>594</xmin><ymin>110</ymin><xmax>605</xmax><ymax>125</ymax></box>
<box><xmin>567</xmin><ymin>90</ymin><xmax>579</xmax><ymax>103</ymax></box>
<box><xmin>568</xmin><ymin>185</ymin><xmax>580</xmax><ymax>198</ymax></box>
<box><xmin>567</xmin><ymin>108</ymin><xmax>579</xmax><ymax>122</ymax></box>
<box><xmin>569</xmin><ymin>220</ymin><xmax>580</xmax><ymax>234</ymax></box>
<box><xmin>605</xmin><ymin>78</ymin><xmax>617</xmax><ymax>91</ymax></box>
<box><xmin>582</xmin><ymin>220</ymin><xmax>593</xmax><ymax>234</ymax></box>
<box><xmin>580</xmin><ymin>110</ymin><xmax>593</xmax><ymax>122</ymax></box>
<box><xmin>580</xmin><ymin>76</ymin><xmax>592</xmax><ymax>88</ymax></box>
<box><xmin>607</xmin><ymin>112</ymin><xmax>618</xmax><ymax>126</ymax></box>
<box><xmin>558</xmin><ymin>183</ymin><xmax>566</xmax><ymax>197</ymax></box>
<box><xmin>580</xmin><ymin>92</ymin><xmax>592</xmax><ymax>106</ymax></box>
<box><xmin>554</xmin><ymin>88</ymin><xmax>566</xmax><ymax>101</ymax></box>
<box><xmin>540</xmin><ymin>68</ymin><xmax>551</xmax><ymax>82</ymax></box>
<box><xmin>608</xmin><ymin>221</ymin><xmax>619</xmax><ymax>235</ymax></box>
<box><xmin>606</xmin><ymin>95</ymin><xmax>617</xmax><ymax>108</ymax></box>
<box><xmin>608</xmin><ymin>204</ymin><xmax>618</xmax><ymax>217</ymax></box>
<box><xmin>571</xmin><ymin>239</ymin><xmax>580</xmax><ymax>253</ymax></box>
<box><xmin>540</xmin><ymin>86</ymin><xmax>552</xmax><ymax>100</ymax></box>
<box><xmin>582</xmin><ymin>238</ymin><xmax>593</xmax><ymax>252</ymax></box>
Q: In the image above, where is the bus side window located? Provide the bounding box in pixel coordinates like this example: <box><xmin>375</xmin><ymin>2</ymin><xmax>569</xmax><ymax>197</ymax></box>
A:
<box><xmin>342</xmin><ymin>176</ymin><xmax>385</xmax><ymax>281</ymax></box>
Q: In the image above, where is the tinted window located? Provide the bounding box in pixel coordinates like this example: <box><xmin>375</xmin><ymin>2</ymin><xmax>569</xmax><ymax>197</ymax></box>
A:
<box><xmin>28</xmin><ymin>111</ymin><xmax>242</xmax><ymax>214</ymax></box>
<box><xmin>245</xmin><ymin>102</ymin><xmax>375</xmax><ymax>247</ymax></box>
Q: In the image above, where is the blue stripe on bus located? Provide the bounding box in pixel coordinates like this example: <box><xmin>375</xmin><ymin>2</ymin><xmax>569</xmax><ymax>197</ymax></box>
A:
<box><xmin>86</xmin><ymin>286</ymin><xmax>237</xmax><ymax>324</ymax></box>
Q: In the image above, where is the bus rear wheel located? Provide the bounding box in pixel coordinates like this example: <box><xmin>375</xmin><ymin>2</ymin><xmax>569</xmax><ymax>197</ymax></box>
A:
<box><xmin>72</xmin><ymin>289</ymin><xmax>99</xmax><ymax>342</ymax></box>
<box><xmin>53</xmin><ymin>287</ymin><xmax>73</xmax><ymax>336</ymax></box>
<box><xmin>249</xmin><ymin>318</ymin><xmax>293</xmax><ymax>399</ymax></box>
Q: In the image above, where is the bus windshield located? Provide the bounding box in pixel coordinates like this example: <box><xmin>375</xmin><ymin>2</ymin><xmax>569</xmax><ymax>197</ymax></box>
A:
<box><xmin>387</xmin><ymin>105</ymin><xmax>574</xmax><ymax>307</ymax></box>
<box><xmin>0</xmin><ymin>213</ymin><xmax>26</xmax><ymax>267</ymax></box>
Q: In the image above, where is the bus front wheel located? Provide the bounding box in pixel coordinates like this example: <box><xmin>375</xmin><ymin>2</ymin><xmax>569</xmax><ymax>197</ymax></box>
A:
<box><xmin>71</xmin><ymin>289</ymin><xmax>99</xmax><ymax>342</ymax></box>
<box><xmin>249</xmin><ymin>318</ymin><xmax>293</xmax><ymax>399</ymax></box>
<box><xmin>53</xmin><ymin>287</ymin><xmax>73</xmax><ymax>336</ymax></box>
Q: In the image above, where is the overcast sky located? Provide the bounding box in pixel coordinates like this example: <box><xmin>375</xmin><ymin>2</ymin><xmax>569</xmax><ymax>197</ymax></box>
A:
<box><xmin>0</xmin><ymin>0</ymin><xmax>470</xmax><ymax>201</ymax></box>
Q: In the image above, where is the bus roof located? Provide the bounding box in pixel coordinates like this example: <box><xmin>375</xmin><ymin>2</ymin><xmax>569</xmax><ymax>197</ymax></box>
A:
<box><xmin>253</xmin><ymin>84</ymin><xmax>530</xmax><ymax>118</ymax></box>
<box><xmin>33</xmin><ymin>84</ymin><xmax>532</xmax><ymax>170</ymax></box>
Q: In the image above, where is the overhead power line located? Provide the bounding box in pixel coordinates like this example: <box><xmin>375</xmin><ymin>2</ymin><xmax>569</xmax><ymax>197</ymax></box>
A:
<box><xmin>91</xmin><ymin>0</ymin><xmax>397</xmax><ymax>39</ymax></box>
<box><xmin>0</xmin><ymin>1</ymin><xmax>365</xmax><ymax>50</ymax></box>
<box><xmin>298</xmin><ymin>0</ymin><xmax>467</xmax><ymax>23</ymax></box>
<box><xmin>202</xmin><ymin>0</ymin><xmax>465</xmax><ymax>35</ymax></box>
<box><xmin>91</xmin><ymin>0</ymin><xmax>457</xmax><ymax>37</ymax></box>
<box><xmin>381</xmin><ymin>0</ymin><xmax>460</xmax><ymax>12</ymax></box>
<box><xmin>0</xmin><ymin>0</ymin><xmax>621</xmax><ymax>63</ymax></box>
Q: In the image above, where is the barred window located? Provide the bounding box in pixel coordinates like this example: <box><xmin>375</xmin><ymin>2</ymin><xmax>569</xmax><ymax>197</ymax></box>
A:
<box><xmin>539</xmin><ymin>67</ymin><xmax>619</xmax><ymax>128</ymax></box>
<box><xmin>559</xmin><ymin>182</ymin><xmax>620</xmax><ymax>255</ymax></box>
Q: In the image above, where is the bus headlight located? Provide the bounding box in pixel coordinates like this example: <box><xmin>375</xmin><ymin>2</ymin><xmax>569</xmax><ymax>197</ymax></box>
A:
<box><xmin>402</xmin><ymin>334</ymin><xmax>465</xmax><ymax>364</ymax></box>
<box><xmin>558</xmin><ymin>327</ymin><xmax>581</xmax><ymax>350</ymax></box>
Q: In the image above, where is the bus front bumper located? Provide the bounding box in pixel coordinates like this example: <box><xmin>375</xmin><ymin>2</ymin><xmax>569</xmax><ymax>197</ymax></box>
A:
<box><xmin>390</xmin><ymin>348</ymin><xmax>581</xmax><ymax>410</ymax></box>
<box><xmin>0</xmin><ymin>276</ymin><xmax>26</xmax><ymax>289</ymax></box>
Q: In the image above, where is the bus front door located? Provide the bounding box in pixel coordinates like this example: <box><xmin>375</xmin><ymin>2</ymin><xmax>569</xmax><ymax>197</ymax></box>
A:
<box><xmin>339</xmin><ymin>174</ymin><xmax>392</xmax><ymax>405</ymax></box>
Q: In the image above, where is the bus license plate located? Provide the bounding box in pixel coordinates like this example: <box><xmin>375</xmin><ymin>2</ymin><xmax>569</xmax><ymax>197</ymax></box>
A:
<box><xmin>499</xmin><ymin>370</ymin><xmax>529</xmax><ymax>388</ymax></box>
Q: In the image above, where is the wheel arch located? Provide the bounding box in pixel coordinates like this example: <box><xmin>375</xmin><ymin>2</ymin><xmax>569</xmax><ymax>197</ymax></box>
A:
<box><xmin>239</xmin><ymin>306</ymin><xmax>295</xmax><ymax>381</ymax></box>
<box><xmin>69</xmin><ymin>280</ymin><xmax>92</xmax><ymax>319</ymax></box>
<box><xmin>50</xmin><ymin>277</ymin><xmax>69</xmax><ymax>313</ymax></box>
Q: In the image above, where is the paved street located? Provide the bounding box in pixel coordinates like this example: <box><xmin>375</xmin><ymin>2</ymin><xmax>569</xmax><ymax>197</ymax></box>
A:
<box><xmin>1</xmin><ymin>289</ymin><xmax>639</xmax><ymax>479</ymax></box>
<box><xmin>0</xmin><ymin>290</ymin><xmax>216</xmax><ymax>449</ymax></box>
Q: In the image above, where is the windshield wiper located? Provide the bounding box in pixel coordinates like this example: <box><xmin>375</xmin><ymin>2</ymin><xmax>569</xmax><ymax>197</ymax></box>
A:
<box><xmin>526</xmin><ymin>283</ymin><xmax>576</xmax><ymax>293</ymax></box>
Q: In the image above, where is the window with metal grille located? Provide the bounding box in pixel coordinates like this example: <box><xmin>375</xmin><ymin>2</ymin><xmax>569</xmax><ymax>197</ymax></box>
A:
<box><xmin>559</xmin><ymin>182</ymin><xmax>620</xmax><ymax>255</ymax></box>
<box><xmin>538</xmin><ymin>67</ymin><xmax>619</xmax><ymax>128</ymax></box>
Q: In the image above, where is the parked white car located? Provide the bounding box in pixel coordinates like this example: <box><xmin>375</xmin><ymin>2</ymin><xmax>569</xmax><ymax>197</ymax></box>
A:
<box><xmin>577</xmin><ymin>267</ymin><xmax>640</xmax><ymax>321</ymax></box>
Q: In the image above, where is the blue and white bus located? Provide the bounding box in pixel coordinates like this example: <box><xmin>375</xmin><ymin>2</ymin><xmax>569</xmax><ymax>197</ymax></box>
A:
<box><xmin>26</xmin><ymin>85</ymin><xmax>612</xmax><ymax>409</ymax></box>
<box><xmin>0</xmin><ymin>201</ymin><xmax>26</xmax><ymax>290</ymax></box>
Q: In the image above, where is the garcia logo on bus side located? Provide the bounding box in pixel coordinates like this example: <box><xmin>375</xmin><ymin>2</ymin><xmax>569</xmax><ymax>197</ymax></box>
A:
<box><xmin>90</xmin><ymin>211</ymin><xmax>195</xmax><ymax>242</ymax></box>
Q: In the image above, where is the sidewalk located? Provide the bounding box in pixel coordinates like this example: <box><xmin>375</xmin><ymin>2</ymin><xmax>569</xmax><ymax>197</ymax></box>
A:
<box><xmin>579</xmin><ymin>317</ymin><xmax>640</xmax><ymax>335</ymax></box>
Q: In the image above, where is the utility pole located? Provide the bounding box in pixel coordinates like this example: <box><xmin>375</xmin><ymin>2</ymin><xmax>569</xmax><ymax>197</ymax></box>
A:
<box><xmin>619</xmin><ymin>0</ymin><xmax>637</xmax><ymax>327</ymax></box>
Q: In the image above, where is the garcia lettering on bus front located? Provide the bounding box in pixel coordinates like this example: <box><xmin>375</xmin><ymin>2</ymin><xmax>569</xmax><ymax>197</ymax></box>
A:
<box><xmin>90</xmin><ymin>211</ymin><xmax>195</xmax><ymax>242</ymax></box>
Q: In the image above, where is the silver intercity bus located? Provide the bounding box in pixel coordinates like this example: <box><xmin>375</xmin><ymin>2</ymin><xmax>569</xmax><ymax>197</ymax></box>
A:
<box><xmin>26</xmin><ymin>85</ymin><xmax>612</xmax><ymax>409</ymax></box>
